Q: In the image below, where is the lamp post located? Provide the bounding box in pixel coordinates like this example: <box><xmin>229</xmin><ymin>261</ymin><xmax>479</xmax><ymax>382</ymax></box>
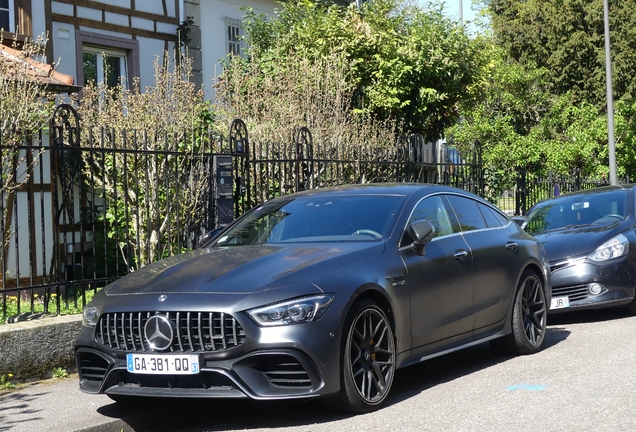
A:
<box><xmin>604</xmin><ymin>0</ymin><xmax>618</xmax><ymax>185</ymax></box>
<box><xmin>459</xmin><ymin>0</ymin><xmax>463</xmax><ymax>26</ymax></box>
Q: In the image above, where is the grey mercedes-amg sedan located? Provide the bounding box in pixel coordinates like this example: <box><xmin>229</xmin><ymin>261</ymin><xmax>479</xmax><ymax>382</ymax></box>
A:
<box><xmin>75</xmin><ymin>183</ymin><xmax>551</xmax><ymax>413</ymax></box>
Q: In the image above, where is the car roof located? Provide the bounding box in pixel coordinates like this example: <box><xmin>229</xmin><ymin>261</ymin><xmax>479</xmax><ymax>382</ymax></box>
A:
<box><xmin>527</xmin><ymin>184</ymin><xmax>636</xmax><ymax>210</ymax></box>
<box><xmin>271</xmin><ymin>183</ymin><xmax>483</xmax><ymax>200</ymax></box>
<box><xmin>545</xmin><ymin>184</ymin><xmax>634</xmax><ymax>199</ymax></box>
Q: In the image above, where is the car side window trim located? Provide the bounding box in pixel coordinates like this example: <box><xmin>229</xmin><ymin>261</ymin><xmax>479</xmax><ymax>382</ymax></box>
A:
<box><xmin>399</xmin><ymin>193</ymin><xmax>463</xmax><ymax>250</ymax></box>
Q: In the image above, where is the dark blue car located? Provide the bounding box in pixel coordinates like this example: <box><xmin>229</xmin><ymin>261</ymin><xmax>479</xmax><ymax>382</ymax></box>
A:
<box><xmin>522</xmin><ymin>185</ymin><xmax>636</xmax><ymax>314</ymax></box>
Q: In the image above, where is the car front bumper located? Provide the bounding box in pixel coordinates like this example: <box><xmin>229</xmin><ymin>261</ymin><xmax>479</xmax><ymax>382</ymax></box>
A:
<box><xmin>548</xmin><ymin>256</ymin><xmax>635</xmax><ymax>313</ymax></box>
<box><xmin>74</xmin><ymin>301</ymin><xmax>347</xmax><ymax>400</ymax></box>
<box><xmin>75</xmin><ymin>346</ymin><xmax>329</xmax><ymax>400</ymax></box>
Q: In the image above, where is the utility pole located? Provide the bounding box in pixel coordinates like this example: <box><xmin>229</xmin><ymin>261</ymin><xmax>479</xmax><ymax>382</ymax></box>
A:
<box><xmin>604</xmin><ymin>0</ymin><xmax>618</xmax><ymax>185</ymax></box>
<box><xmin>459</xmin><ymin>0</ymin><xmax>463</xmax><ymax>26</ymax></box>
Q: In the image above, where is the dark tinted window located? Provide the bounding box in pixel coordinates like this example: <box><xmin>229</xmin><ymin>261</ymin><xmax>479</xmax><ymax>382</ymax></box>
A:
<box><xmin>400</xmin><ymin>195</ymin><xmax>454</xmax><ymax>247</ymax></box>
<box><xmin>216</xmin><ymin>195</ymin><xmax>403</xmax><ymax>245</ymax></box>
<box><xmin>445</xmin><ymin>195</ymin><xmax>488</xmax><ymax>232</ymax></box>
<box><xmin>479</xmin><ymin>203</ymin><xmax>510</xmax><ymax>228</ymax></box>
<box><xmin>525</xmin><ymin>190</ymin><xmax>629</xmax><ymax>235</ymax></box>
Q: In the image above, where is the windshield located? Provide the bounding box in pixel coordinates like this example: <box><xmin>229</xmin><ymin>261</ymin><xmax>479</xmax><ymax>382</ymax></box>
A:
<box><xmin>524</xmin><ymin>190</ymin><xmax>629</xmax><ymax>235</ymax></box>
<box><xmin>215</xmin><ymin>195</ymin><xmax>404</xmax><ymax>246</ymax></box>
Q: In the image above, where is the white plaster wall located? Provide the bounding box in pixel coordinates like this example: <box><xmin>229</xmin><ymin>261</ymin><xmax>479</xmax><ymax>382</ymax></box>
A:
<box><xmin>137</xmin><ymin>37</ymin><xmax>177</xmax><ymax>90</ymax></box>
<box><xmin>91</xmin><ymin>0</ymin><xmax>131</xmax><ymax>8</ymax></box>
<box><xmin>200</xmin><ymin>0</ymin><xmax>279</xmax><ymax>100</ymax></box>
<box><xmin>135</xmin><ymin>0</ymin><xmax>176</xmax><ymax>17</ymax></box>
<box><xmin>51</xmin><ymin>22</ymin><xmax>77</xmax><ymax>84</ymax></box>
<box><xmin>31</xmin><ymin>0</ymin><xmax>46</xmax><ymax>41</ymax></box>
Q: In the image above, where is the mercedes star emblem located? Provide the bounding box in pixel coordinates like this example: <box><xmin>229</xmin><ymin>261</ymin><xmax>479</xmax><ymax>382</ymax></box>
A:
<box><xmin>144</xmin><ymin>315</ymin><xmax>173</xmax><ymax>351</ymax></box>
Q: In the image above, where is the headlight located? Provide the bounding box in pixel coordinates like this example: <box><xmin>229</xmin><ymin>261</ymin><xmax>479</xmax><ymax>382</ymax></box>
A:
<box><xmin>588</xmin><ymin>234</ymin><xmax>629</xmax><ymax>262</ymax></box>
<box><xmin>82</xmin><ymin>303</ymin><xmax>100</xmax><ymax>327</ymax></box>
<box><xmin>247</xmin><ymin>295</ymin><xmax>334</xmax><ymax>327</ymax></box>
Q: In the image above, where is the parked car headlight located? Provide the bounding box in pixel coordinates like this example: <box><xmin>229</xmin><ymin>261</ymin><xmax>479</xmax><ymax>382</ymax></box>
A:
<box><xmin>82</xmin><ymin>303</ymin><xmax>100</xmax><ymax>327</ymax></box>
<box><xmin>247</xmin><ymin>295</ymin><xmax>335</xmax><ymax>326</ymax></box>
<box><xmin>588</xmin><ymin>234</ymin><xmax>629</xmax><ymax>262</ymax></box>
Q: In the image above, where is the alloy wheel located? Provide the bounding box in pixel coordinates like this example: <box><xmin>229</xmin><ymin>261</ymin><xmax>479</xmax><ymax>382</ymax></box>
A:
<box><xmin>346</xmin><ymin>306</ymin><xmax>395</xmax><ymax>403</ymax></box>
<box><xmin>520</xmin><ymin>274</ymin><xmax>546</xmax><ymax>346</ymax></box>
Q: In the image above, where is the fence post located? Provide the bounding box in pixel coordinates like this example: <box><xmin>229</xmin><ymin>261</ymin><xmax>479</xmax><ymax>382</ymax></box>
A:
<box><xmin>229</xmin><ymin>119</ymin><xmax>248</xmax><ymax>219</ymax></box>
<box><xmin>574</xmin><ymin>168</ymin><xmax>581</xmax><ymax>191</ymax></box>
<box><xmin>515</xmin><ymin>168</ymin><xmax>527</xmax><ymax>215</ymax></box>
<box><xmin>295</xmin><ymin>127</ymin><xmax>313</xmax><ymax>192</ymax></box>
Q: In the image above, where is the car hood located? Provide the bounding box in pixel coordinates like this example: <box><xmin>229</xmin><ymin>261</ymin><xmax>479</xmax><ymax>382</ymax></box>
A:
<box><xmin>104</xmin><ymin>242</ymin><xmax>383</xmax><ymax>296</ymax></box>
<box><xmin>533</xmin><ymin>221</ymin><xmax>628</xmax><ymax>261</ymax></box>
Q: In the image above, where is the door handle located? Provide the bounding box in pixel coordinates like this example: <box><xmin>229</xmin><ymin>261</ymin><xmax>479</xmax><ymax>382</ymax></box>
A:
<box><xmin>454</xmin><ymin>250</ymin><xmax>469</xmax><ymax>260</ymax></box>
<box><xmin>505</xmin><ymin>242</ymin><xmax>518</xmax><ymax>251</ymax></box>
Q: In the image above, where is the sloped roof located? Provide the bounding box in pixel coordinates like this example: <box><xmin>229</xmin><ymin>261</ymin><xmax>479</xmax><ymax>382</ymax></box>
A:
<box><xmin>0</xmin><ymin>43</ymin><xmax>82</xmax><ymax>94</ymax></box>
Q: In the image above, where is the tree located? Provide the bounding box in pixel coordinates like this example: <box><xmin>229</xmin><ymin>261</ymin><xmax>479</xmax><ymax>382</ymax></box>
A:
<box><xmin>238</xmin><ymin>0</ymin><xmax>486</xmax><ymax>140</ymax></box>
<box><xmin>486</xmin><ymin>0</ymin><xmax>636</xmax><ymax>109</ymax></box>
<box><xmin>0</xmin><ymin>37</ymin><xmax>55</xmax><ymax>249</ymax></box>
<box><xmin>448</xmin><ymin>44</ymin><xmax>614</xmax><ymax>199</ymax></box>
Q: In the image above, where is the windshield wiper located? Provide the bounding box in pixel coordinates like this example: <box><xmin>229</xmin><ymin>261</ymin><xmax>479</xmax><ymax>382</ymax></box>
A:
<box><xmin>541</xmin><ymin>223</ymin><xmax>592</xmax><ymax>233</ymax></box>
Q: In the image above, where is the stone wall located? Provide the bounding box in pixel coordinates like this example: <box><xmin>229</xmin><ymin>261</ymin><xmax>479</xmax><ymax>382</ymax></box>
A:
<box><xmin>0</xmin><ymin>315</ymin><xmax>82</xmax><ymax>380</ymax></box>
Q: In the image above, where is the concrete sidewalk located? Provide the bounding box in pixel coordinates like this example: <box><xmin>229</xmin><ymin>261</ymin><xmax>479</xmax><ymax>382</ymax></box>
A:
<box><xmin>0</xmin><ymin>375</ymin><xmax>135</xmax><ymax>432</ymax></box>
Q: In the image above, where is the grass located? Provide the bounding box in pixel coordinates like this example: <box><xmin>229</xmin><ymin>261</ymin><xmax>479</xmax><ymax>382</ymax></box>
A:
<box><xmin>1</xmin><ymin>290</ymin><xmax>97</xmax><ymax>325</ymax></box>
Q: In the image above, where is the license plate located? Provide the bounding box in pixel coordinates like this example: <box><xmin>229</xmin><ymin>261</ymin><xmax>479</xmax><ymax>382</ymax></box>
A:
<box><xmin>550</xmin><ymin>296</ymin><xmax>570</xmax><ymax>310</ymax></box>
<box><xmin>127</xmin><ymin>353</ymin><xmax>200</xmax><ymax>375</ymax></box>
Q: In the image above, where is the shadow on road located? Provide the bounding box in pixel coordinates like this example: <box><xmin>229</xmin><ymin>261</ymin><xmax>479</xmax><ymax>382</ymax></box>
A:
<box><xmin>96</xmin><ymin>327</ymin><xmax>571</xmax><ymax>432</ymax></box>
<box><xmin>0</xmin><ymin>390</ymin><xmax>46</xmax><ymax>432</ymax></box>
<box><xmin>548</xmin><ymin>307</ymin><xmax>632</xmax><ymax>326</ymax></box>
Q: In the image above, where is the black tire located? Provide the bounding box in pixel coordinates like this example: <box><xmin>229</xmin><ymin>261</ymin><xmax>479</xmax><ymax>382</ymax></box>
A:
<box><xmin>329</xmin><ymin>299</ymin><xmax>396</xmax><ymax>414</ymax></box>
<box><xmin>491</xmin><ymin>270</ymin><xmax>547</xmax><ymax>355</ymax></box>
<box><xmin>627</xmin><ymin>297</ymin><xmax>636</xmax><ymax>315</ymax></box>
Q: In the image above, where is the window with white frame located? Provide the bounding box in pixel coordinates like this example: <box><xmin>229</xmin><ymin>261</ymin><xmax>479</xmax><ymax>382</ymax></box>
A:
<box><xmin>82</xmin><ymin>46</ymin><xmax>128</xmax><ymax>88</ymax></box>
<box><xmin>0</xmin><ymin>0</ymin><xmax>14</xmax><ymax>32</ymax></box>
<box><xmin>76</xmin><ymin>31</ymin><xmax>139</xmax><ymax>91</ymax></box>
<box><xmin>225</xmin><ymin>17</ymin><xmax>243</xmax><ymax>56</ymax></box>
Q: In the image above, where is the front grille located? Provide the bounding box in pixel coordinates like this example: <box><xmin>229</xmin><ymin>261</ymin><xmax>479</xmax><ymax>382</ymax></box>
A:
<box><xmin>552</xmin><ymin>284</ymin><xmax>589</xmax><ymax>302</ymax></box>
<box><xmin>550</xmin><ymin>256</ymin><xmax>586</xmax><ymax>273</ymax></box>
<box><xmin>257</xmin><ymin>355</ymin><xmax>312</xmax><ymax>388</ymax></box>
<box><xmin>95</xmin><ymin>311</ymin><xmax>246</xmax><ymax>353</ymax></box>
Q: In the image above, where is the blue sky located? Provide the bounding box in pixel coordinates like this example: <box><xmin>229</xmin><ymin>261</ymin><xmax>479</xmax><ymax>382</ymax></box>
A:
<box><xmin>442</xmin><ymin>1</ymin><xmax>478</xmax><ymax>24</ymax></box>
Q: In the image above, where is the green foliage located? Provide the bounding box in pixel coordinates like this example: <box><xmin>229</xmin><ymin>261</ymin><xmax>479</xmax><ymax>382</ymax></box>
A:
<box><xmin>238</xmin><ymin>0</ymin><xmax>486</xmax><ymax>139</ymax></box>
<box><xmin>486</xmin><ymin>0</ymin><xmax>636</xmax><ymax>110</ymax></box>
<box><xmin>449</xmin><ymin>43</ymin><xmax>617</xmax><ymax>197</ymax></box>
<box><xmin>0</xmin><ymin>374</ymin><xmax>15</xmax><ymax>390</ymax></box>
<box><xmin>52</xmin><ymin>367</ymin><xmax>69</xmax><ymax>379</ymax></box>
<box><xmin>0</xmin><ymin>290</ymin><xmax>96</xmax><ymax>325</ymax></box>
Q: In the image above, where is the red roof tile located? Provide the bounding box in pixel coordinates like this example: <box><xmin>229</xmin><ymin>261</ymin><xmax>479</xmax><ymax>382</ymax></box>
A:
<box><xmin>0</xmin><ymin>43</ymin><xmax>80</xmax><ymax>93</ymax></box>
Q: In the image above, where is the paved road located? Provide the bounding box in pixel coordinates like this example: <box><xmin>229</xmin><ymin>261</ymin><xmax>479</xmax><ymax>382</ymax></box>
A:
<box><xmin>2</xmin><ymin>308</ymin><xmax>636</xmax><ymax>432</ymax></box>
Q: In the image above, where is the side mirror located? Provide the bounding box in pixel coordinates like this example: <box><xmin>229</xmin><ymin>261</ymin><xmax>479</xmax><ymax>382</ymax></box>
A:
<box><xmin>198</xmin><ymin>228</ymin><xmax>223</xmax><ymax>248</ymax></box>
<box><xmin>407</xmin><ymin>219</ymin><xmax>435</xmax><ymax>256</ymax></box>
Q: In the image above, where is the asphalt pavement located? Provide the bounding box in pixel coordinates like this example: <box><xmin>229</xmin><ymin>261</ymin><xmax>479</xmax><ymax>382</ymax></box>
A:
<box><xmin>2</xmin><ymin>308</ymin><xmax>636</xmax><ymax>432</ymax></box>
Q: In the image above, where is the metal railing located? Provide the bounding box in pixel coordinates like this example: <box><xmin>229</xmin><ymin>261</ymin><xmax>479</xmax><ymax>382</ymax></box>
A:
<box><xmin>502</xmin><ymin>169</ymin><xmax>615</xmax><ymax>216</ymax></box>
<box><xmin>0</xmin><ymin>106</ymin><xmax>482</xmax><ymax>323</ymax></box>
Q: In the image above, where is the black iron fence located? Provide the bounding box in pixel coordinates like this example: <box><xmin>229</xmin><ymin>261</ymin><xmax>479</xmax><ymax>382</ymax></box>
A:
<box><xmin>0</xmin><ymin>106</ymin><xmax>482</xmax><ymax>323</ymax></box>
<box><xmin>495</xmin><ymin>169</ymin><xmax>615</xmax><ymax>216</ymax></box>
